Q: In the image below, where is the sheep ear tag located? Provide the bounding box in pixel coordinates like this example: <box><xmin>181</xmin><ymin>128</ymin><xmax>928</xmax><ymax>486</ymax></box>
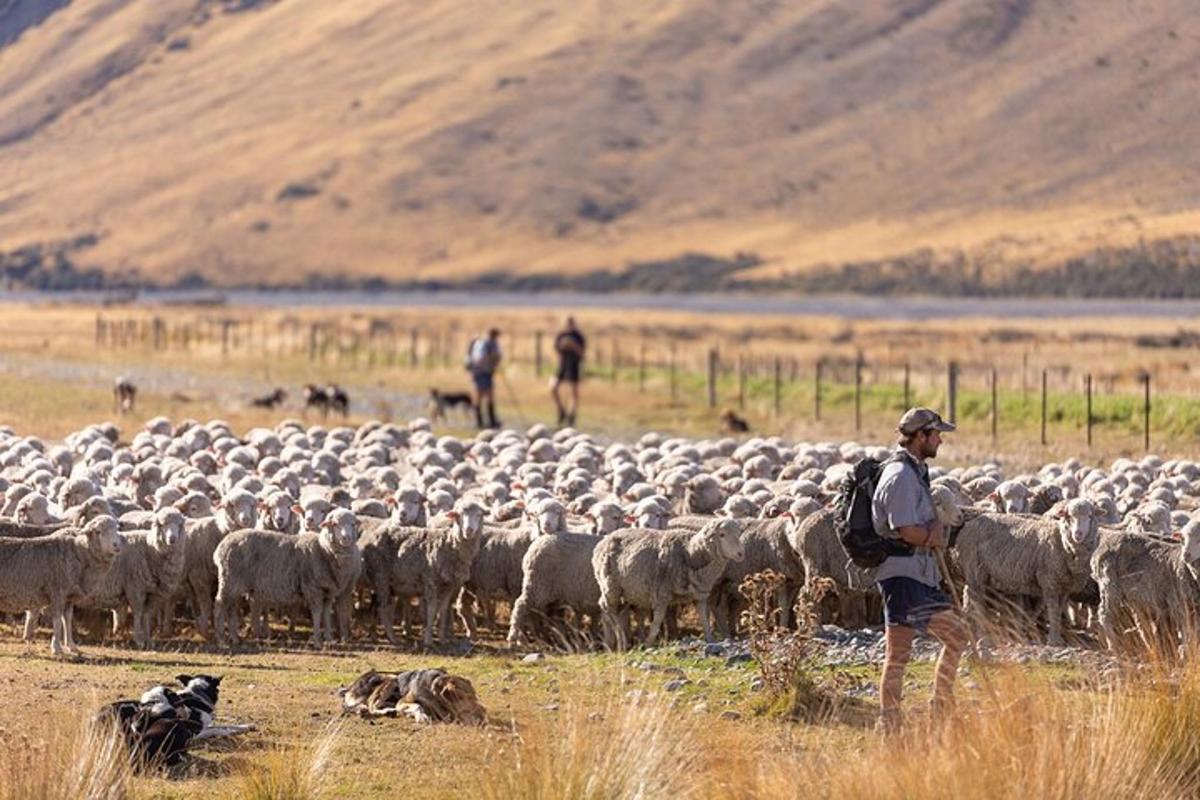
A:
<box><xmin>447</xmin><ymin>510</ymin><xmax>461</xmax><ymax>521</ymax></box>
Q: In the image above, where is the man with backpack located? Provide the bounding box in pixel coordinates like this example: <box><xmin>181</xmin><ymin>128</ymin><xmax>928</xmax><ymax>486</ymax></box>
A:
<box><xmin>870</xmin><ymin>407</ymin><xmax>967</xmax><ymax>734</ymax></box>
<box><xmin>551</xmin><ymin>316</ymin><xmax>586</xmax><ymax>426</ymax></box>
<box><xmin>466</xmin><ymin>328</ymin><xmax>503</xmax><ymax>429</ymax></box>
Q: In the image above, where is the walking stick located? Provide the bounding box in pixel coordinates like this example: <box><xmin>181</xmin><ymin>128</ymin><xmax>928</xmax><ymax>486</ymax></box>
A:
<box><xmin>498</xmin><ymin>371</ymin><xmax>528</xmax><ymax>428</ymax></box>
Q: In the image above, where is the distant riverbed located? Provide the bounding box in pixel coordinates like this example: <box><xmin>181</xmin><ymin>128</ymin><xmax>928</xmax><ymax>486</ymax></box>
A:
<box><xmin>4</xmin><ymin>289</ymin><xmax>1200</xmax><ymax>321</ymax></box>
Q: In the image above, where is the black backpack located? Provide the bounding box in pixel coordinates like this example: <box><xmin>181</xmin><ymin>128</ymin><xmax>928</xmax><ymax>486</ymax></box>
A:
<box><xmin>834</xmin><ymin>456</ymin><xmax>915</xmax><ymax>569</ymax></box>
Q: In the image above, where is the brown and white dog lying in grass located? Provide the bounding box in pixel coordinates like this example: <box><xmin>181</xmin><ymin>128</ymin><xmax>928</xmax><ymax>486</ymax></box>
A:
<box><xmin>339</xmin><ymin>668</ymin><xmax>487</xmax><ymax>725</ymax></box>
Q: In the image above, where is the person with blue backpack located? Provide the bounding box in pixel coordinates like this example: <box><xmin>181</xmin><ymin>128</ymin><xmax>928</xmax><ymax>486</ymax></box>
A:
<box><xmin>869</xmin><ymin>407</ymin><xmax>968</xmax><ymax>734</ymax></box>
<box><xmin>465</xmin><ymin>328</ymin><xmax>503</xmax><ymax>429</ymax></box>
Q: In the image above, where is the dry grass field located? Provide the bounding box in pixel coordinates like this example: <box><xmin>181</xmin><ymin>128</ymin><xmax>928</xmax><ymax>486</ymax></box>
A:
<box><xmin>2</xmin><ymin>1</ymin><xmax>1200</xmax><ymax>288</ymax></box>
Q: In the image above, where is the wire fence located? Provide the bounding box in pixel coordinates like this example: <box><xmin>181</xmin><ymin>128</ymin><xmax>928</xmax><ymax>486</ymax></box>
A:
<box><xmin>93</xmin><ymin>313</ymin><xmax>1179</xmax><ymax>451</ymax></box>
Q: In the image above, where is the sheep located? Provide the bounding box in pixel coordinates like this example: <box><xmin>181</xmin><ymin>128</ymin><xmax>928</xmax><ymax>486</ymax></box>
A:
<box><xmin>259</xmin><ymin>490</ymin><xmax>300</xmax><ymax>534</ymax></box>
<box><xmin>365</xmin><ymin>498</ymin><xmax>486</xmax><ymax>646</ymax></box>
<box><xmin>953</xmin><ymin>498</ymin><xmax>1100</xmax><ymax>646</ymax></box>
<box><xmin>176</xmin><ymin>489</ymin><xmax>258</xmax><ymax>639</ymax></box>
<box><xmin>593</xmin><ymin>518</ymin><xmax>745</xmax><ymax>649</ymax></box>
<box><xmin>457</xmin><ymin>498</ymin><xmax>566</xmax><ymax>637</ymax></box>
<box><xmin>212</xmin><ymin>508</ymin><xmax>361</xmax><ymax>646</ymax></box>
<box><xmin>0</xmin><ymin>517</ymin><xmax>123</xmax><ymax>655</ymax></box>
<box><xmin>508</xmin><ymin>531</ymin><xmax>605</xmax><ymax>647</ymax></box>
<box><xmin>785</xmin><ymin>508</ymin><xmax>878</xmax><ymax>628</ymax></box>
<box><xmin>84</xmin><ymin>508</ymin><xmax>187</xmax><ymax>649</ymax></box>
<box><xmin>1090</xmin><ymin>520</ymin><xmax>1200</xmax><ymax>651</ymax></box>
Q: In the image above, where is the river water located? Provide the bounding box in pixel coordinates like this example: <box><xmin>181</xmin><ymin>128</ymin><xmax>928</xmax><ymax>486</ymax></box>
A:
<box><xmin>4</xmin><ymin>289</ymin><xmax>1200</xmax><ymax>321</ymax></box>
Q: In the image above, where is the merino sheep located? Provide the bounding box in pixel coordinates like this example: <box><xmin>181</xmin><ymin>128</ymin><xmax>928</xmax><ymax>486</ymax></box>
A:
<box><xmin>1090</xmin><ymin>519</ymin><xmax>1200</xmax><ymax>650</ymax></box>
<box><xmin>176</xmin><ymin>489</ymin><xmax>258</xmax><ymax>639</ymax></box>
<box><xmin>0</xmin><ymin>517</ymin><xmax>123</xmax><ymax>655</ymax></box>
<box><xmin>212</xmin><ymin>508</ymin><xmax>360</xmax><ymax>646</ymax></box>
<box><xmin>594</xmin><ymin>518</ymin><xmax>745</xmax><ymax>649</ymax></box>
<box><xmin>85</xmin><ymin>508</ymin><xmax>187</xmax><ymax>649</ymax></box>
<box><xmin>368</xmin><ymin>499</ymin><xmax>486</xmax><ymax>646</ymax></box>
<box><xmin>457</xmin><ymin>498</ymin><xmax>566</xmax><ymax>637</ymax></box>
<box><xmin>954</xmin><ymin>498</ymin><xmax>1100</xmax><ymax>645</ymax></box>
<box><xmin>508</xmin><ymin>531</ymin><xmax>604</xmax><ymax>646</ymax></box>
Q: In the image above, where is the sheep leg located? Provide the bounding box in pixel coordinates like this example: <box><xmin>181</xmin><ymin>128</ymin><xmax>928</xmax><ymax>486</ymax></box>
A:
<box><xmin>129</xmin><ymin>595</ymin><xmax>146</xmax><ymax>649</ymax></box>
<box><xmin>777</xmin><ymin>585</ymin><xmax>795</xmax><ymax>630</ymax></box>
<box><xmin>322</xmin><ymin>598</ymin><xmax>335</xmax><ymax>645</ymax></box>
<box><xmin>437</xmin><ymin>590</ymin><xmax>457</xmax><ymax>642</ymax></box>
<box><xmin>422</xmin><ymin>589</ymin><xmax>437</xmax><ymax>648</ymax></box>
<box><xmin>334</xmin><ymin>592</ymin><xmax>352</xmax><ymax>643</ymax></box>
<box><xmin>697</xmin><ymin>596</ymin><xmax>716</xmax><ymax>643</ymax></box>
<box><xmin>643</xmin><ymin>603</ymin><xmax>669</xmax><ymax>646</ymax></box>
<box><xmin>50</xmin><ymin>600</ymin><xmax>65</xmax><ymax>657</ymax></box>
<box><xmin>308</xmin><ymin>600</ymin><xmax>324</xmax><ymax>647</ymax></box>
<box><xmin>507</xmin><ymin>593</ymin><xmax>530</xmax><ymax>645</ymax></box>
<box><xmin>1043</xmin><ymin>593</ymin><xmax>1065</xmax><ymax>647</ymax></box>
<box><xmin>23</xmin><ymin>609</ymin><xmax>39</xmax><ymax>642</ymax></box>
<box><xmin>63</xmin><ymin>605</ymin><xmax>80</xmax><ymax>655</ymax></box>
<box><xmin>377</xmin><ymin>583</ymin><xmax>397</xmax><ymax>644</ymax></box>
<box><xmin>457</xmin><ymin>589</ymin><xmax>479</xmax><ymax>639</ymax></box>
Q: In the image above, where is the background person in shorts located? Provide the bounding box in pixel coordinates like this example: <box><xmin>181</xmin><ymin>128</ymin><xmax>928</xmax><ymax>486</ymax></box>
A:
<box><xmin>551</xmin><ymin>316</ymin><xmax>586</xmax><ymax>426</ymax></box>
<box><xmin>871</xmin><ymin>407</ymin><xmax>968</xmax><ymax>733</ymax></box>
<box><xmin>466</xmin><ymin>328</ymin><xmax>502</xmax><ymax>429</ymax></box>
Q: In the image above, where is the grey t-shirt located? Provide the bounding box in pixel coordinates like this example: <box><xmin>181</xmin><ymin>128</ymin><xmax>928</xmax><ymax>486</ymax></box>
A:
<box><xmin>871</xmin><ymin>449</ymin><xmax>940</xmax><ymax>587</ymax></box>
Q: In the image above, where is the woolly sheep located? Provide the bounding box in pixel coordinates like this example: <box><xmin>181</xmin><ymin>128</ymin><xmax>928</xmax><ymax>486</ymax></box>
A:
<box><xmin>0</xmin><ymin>516</ymin><xmax>123</xmax><ymax>655</ymax></box>
<box><xmin>213</xmin><ymin>508</ymin><xmax>360</xmax><ymax>646</ymax></box>
<box><xmin>594</xmin><ymin>518</ymin><xmax>745</xmax><ymax>649</ymax></box>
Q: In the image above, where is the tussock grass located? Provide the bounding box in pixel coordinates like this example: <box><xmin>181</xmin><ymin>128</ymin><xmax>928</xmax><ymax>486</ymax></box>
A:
<box><xmin>0</xmin><ymin>711</ymin><xmax>133</xmax><ymax>800</ymax></box>
<box><xmin>230</xmin><ymin>720</ymin><xmax>345</xmax><ymax>800</ymax></box>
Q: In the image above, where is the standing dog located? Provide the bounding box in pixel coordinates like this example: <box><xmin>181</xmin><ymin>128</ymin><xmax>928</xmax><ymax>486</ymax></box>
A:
<box><xmin>113</xmin><ymin>376</ymin><xmax>137</xmax><ymax>415</ymax></box>
<box><xmin>428</xmin><ymin>389</ymin><xmax>474</xmax><ymax>422</ymax></box>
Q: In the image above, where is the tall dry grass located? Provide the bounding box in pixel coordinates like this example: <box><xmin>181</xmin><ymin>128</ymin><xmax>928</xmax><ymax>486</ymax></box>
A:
<box><xmin>230</xmin><ymin>720</ymin><xmax>345</xmax><ymax>800</ymax></box>
<box><xmin>0</xmin><ymin>711</ymin><xmax>133</xmax><ymax>800</ymax></box>
<box><xmin>469</xmin><ymin>657</ymin><xmax>1200</xmax><ymax>800</ymax></box>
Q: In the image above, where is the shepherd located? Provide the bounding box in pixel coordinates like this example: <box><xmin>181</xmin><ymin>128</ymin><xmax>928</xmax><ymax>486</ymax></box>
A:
<box><xmin>551</xmin><ymin>316</ymin><xmax>586</xmax><ymax>427</ymax></box>
<box><xmin>465</xmin><ymin>328</ymin><xmax>503</xmax><ymax>429</ymax></box>
<box><xmin>871</xmin><ymin>407</ymin><xmax>968</xmax><ymax>734</ymax></box>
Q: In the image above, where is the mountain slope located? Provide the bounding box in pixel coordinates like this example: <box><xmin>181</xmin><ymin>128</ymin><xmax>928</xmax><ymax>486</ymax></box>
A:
<box><xmin>0</xmin><ymin>0</ymin><xmax>1198</xmax><ymax>290</ymax></box>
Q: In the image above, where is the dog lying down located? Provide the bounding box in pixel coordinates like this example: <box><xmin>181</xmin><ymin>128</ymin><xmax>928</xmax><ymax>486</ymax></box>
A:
<box><xmin>339</xmin><ymin>668</ymin><xmax>487</xmax><ymax>725</ymax></box>
<box><xmin>95</xmin><ymin>674</ymin><xmax>255</xmax><ymax>771</ymax></box>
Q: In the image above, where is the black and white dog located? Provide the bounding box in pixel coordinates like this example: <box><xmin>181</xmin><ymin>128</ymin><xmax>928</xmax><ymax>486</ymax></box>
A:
<box><xmin>96</xmin><ymin>674</ymin><xmax>252</xmax><ymax>771</ymax></box>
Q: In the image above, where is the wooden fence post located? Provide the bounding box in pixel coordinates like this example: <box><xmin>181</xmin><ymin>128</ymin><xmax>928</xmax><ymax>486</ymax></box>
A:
<box><xmin>903</xmin><ymin>362</ymin><xmax>910</xmax><ymax>409</ymax></box>
<box><xmin>1041</xmin><ymin>369</ymin><xmax>1048</xmax><ymax>446</ymax></box>
<box><xmin>990</xmin><ymin>368</ymin><xmax>998</xmax><ymax>442</ymax></box>
<box><xmin>638</xmin><ymin>342</ymin><xmax>646</xmax><ymax>393</ymax></box>
<box><xmin>738</xmin><ymin>355</ymin><xmax>746</xmax><ymax>410</ymax></box>
<box><xmin>669</xmin><ymin>344</ymin><xmax>678</xmax><ymax>403</ymax></box>
<box><xmin>814</xmin><ymin>359</ymin><xmax>823</xmax><ymax>421</ymax></box>
<box><xmin>707</xmin><ymin>348</ymin><xmax>718</xmax><ymax>408</ymax></box>
<box><xmin>611</xmin><ymin>340</ymin><xmax>620</xmax><ymax>386</ymax></box>
<box><xmin>535</xmin><ymin>331</ymin><xmax>544</xmax><ymax>377</ymax></box>
<box><xmin>1142</xmin><ymin>371</ymin><xmax>1151</xmax><ymax>452</ymax></box>
<box><xmin>773</xmin><ymin>356</ymin><xmax>781</xmax><ymax>417</ymax></box>
<box><xmin>854</xmin><ymin>356</ymin><xmax>862</xmax><ymax>432</ymax></box>
<box><xmin>947</xmin><ymin>361</ymin><xmax>958</xmax><ymax>424</ymax></box>
<box><xmin>1086</xmin><ymin>373</ymin><xmax>1093</xmax><ymax>447</ymax></box>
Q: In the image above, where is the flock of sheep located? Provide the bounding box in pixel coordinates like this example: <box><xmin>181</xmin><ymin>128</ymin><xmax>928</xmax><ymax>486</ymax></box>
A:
<box><xmin>0</xmin><ymin>415</ymin><xmax>1197</xmax><ymax>657</ymax></box>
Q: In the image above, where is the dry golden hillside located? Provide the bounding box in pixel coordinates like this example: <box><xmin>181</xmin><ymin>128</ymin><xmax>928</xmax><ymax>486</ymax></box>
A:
<box><xmin>1</xmin><ymin>0</ymin><xmax>1198</xmax><ymax>292</ymax></box>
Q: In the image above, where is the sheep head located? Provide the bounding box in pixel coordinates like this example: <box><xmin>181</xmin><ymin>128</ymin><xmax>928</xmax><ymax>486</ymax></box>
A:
<box><xmin>587</xmin><ymin>501</ymin><xmax>624</xmax><ymax>536</ymax></box>
<box><xmin>320</xmin><ymin>508</ymin><xmax>359</xmax><ymax>551</ymax></box>
<box><xmin>1054</xmin><ymin>498</ymin><xmax>1099</xmax><ymax>555</ymax></box>
<box><xmin>529</xmin><ymin>498</ymin><xmax>566</xmax><ymax>536</ymax></box>
<box><xmin>1180</xmin><ymin>518</ymin><xmax>1200</xmax><ymax>581</ymax></box>
<box><xmin>15</xmin><ymin>493</ymin><xmax>52</xmax><ymax>526</ymax></box>
<box><xmin>445</xmin><ymin>498</ymin><xmax>486</xmax><ymax>542</ymax></box>
<box><xmin>685</xmin><ymin>475</ymin><xmax>724</xmax><ymax>514</ymax></box>
<box><xmin>259</xmin><ymin>492</ymin><xmax>294</xmax><ymax>532</ymax></box>
<box><xmin>387</xmin><ymin>488</ymin><xmax>424</xmax><ymax>526</ymax></box>
<box><xmin>220</xmin><ymin>489</ymin><xmax>259</xmax><ymax>532</ymax></box>
<box><xmin>81</xmin><ymin>516</ymin><xmax>123</xmax><ymax>561</ymax></box>
<box><xmin>152</xmin><ymin>507</ymin><xmax>186</xmax><ymax>549</ymax></box>
<box><xmin>75</xmin><ymin>496</ymin><xmax>113</xmax><ymax>525</ymax></box>
<box><xmin>931</xmin><ymin>485</ymin><xmax>963</xmax><ymax>530</ymax></box>
<box><xmin>697</xmin><ymin>518</ymin><xmax>744</xmax><ymax>563</ymax></box>
<box><xmin>174</xmin><ymin>491</ymin><xmax>213</xmax><ymax>519</ymax></box>
<box><xmin>59</xmin><ymin>477</ymin><xmax>98</xmax><ymax>510</ymax></box>
<box><xmin>301</xmin><ymin>497</ymin><xmax>333</xmax><ymax>532</ymax></box>
<box><xmin>629</xmin><ymin>497</ymin><xmax>668</xmax><ymax>530</ymax></box>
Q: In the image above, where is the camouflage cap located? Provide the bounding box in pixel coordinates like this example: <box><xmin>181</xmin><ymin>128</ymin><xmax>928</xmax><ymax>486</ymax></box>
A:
<box><xmin>897</xmin><ymin>407</ymin><xmax>956</xmax><ymax>435</ymax></box>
